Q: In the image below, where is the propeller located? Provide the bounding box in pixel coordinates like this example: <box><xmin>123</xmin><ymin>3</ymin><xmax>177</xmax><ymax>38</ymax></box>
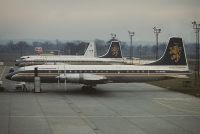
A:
<box><xmin>64</xmin><ymin>65</ymin><xmax>67</xmax><ymax>91</ymax></box>
<box><xmin>57</xmin><ymin>68</ymin><xmax>60</xmax><ymax>88</ymax></box>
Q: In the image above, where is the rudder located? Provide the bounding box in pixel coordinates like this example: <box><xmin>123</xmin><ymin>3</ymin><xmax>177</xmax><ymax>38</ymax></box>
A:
<box><xmin>99</xmin><ymin>41</ymin><xmax>122</xmax><ymax>58</ymax></box>
<box><xmin>147</xmin><ymin>37</ymin><xmax>187</xmax><ymax>65</ymax></box>
<box><xmin>84</xmin><ymin>41</ymin><xmax>97</xmax><ymax>57</ymax></box>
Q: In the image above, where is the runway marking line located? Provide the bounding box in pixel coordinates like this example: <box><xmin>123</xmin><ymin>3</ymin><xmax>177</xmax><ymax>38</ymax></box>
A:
<box><xmin>3</xmin><ymin>114</ymin><xmax>200</xmax><ymax>118</ymax></box>
<box><xmin>153</xmin><ymin>97</ymin><xmax>196</xmax><ymax>101</ymax></box>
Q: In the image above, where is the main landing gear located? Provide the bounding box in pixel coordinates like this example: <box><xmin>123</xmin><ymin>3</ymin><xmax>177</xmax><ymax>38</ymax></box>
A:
<box><xmin>81</xmin><ymin>85</ymin><xmax>96</xmax><ymax>92</ymax></box>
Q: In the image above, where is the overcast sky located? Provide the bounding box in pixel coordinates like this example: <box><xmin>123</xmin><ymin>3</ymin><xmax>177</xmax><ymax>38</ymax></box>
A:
<box><xmin>0</xmin><ymin>0</ymin><xmax>199</xmax><ymax>42</ymax></box>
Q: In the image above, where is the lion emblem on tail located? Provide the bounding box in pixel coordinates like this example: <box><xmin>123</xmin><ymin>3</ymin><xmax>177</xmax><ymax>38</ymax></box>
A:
<box><xmin>169</xmin><ymin>45</ymin><xmax>182</xmax><ymax>63</ymax></box>
<box><xmin>111</xmin><ymin>46</ymin><xmax>119</xmax><ymax>57</ymax></box>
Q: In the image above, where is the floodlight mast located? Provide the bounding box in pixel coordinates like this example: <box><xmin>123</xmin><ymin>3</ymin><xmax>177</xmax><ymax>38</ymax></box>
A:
<box><xmin>110</xmin><ymin>33</ymin><xmax>116</xmax><ymax>40</ymax></box>
<box><xmin>128</xmin><ymin>31</ymin><xmax>135</xmax><ymax>63</ymax></box>
<box><xmin>153</xmin><ymin>27</ymin><xmax>161</xmax><ymax>59</ymax></box>
<box><xmin>192</xmin><ymin>21</ymin><xmax>200</xmax><ymax>77</ymax></box>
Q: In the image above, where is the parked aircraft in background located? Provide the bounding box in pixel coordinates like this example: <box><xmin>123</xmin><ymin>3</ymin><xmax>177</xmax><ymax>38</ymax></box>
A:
<box><xmin>15</xmin><ymin>41</ymin><xmax>125</xmax><ymax>66</ymax></box>
<box><xmin>6</xmin><ymin>37</ymin><xmax>190</xmax><ymax>89</ymax></box>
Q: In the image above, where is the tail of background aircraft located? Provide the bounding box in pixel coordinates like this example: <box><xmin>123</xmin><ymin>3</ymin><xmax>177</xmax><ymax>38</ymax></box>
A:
<box><xmin>147</xmin><ymin>37</ymin><xmax>187</xmax><ymax>66</ymax></box>
<box><xmin>84</xmin><ymin>41</ymin><xmax>97</xmax><ymax>57</ymax></box>
<box><xmin>99</xmin><ymin>41</ymin><xmax>123</xmax><ymax>58</ymax></box>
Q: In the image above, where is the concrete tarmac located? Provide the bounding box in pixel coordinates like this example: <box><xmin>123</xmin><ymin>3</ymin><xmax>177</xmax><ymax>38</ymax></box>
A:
<box><xmin>1</xmin><ymin>66</ymin><xmax>200</xmax><ymax>134</ymax></box>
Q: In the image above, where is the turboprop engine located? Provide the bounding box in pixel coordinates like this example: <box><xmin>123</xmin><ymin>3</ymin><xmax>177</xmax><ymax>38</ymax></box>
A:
<box><xmin>56</xmin><ymin>73</ymin><xmax>107</xmax><ymax>84</ymax></box>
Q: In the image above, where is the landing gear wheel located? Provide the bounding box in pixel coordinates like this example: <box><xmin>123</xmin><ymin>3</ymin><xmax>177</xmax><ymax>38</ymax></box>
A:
<box><xmin>81</xmin><ymin>85</ymin><xmax>96</xmax><ymax>92</ymax></box>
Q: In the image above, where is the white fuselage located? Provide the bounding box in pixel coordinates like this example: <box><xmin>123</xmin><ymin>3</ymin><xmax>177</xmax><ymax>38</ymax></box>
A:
<box><xmin>16</xmin><ymin>55</ymin><xmax>126</xmax><ymax>66</ymax></box>
<box><xmin>9</xmin><ymin>64</ymin><xmax>190</xmax><ymax>84</ymax></box>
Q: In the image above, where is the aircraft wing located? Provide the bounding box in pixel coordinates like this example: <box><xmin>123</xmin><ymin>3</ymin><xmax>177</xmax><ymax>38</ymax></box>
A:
<box><xmin>56</xmin><ymin>73</ymin><xmax>107</xmax><ymax>84</ymax></box>
<box><xmin>82</xmin><ymin>74</ymin><xmax>106</xmax><ymax>81</ymax></box>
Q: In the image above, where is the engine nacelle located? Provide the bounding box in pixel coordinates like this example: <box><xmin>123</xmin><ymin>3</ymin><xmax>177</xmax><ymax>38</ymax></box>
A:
<box><xmin>56</xmin><ymin>73</ymin><xmax>107</xmax><ymax>84</ymax></box>
<box><xmin>57</xmin><ymin>73</ymin><xmax>81</xmax><ymax>82</ymax></box>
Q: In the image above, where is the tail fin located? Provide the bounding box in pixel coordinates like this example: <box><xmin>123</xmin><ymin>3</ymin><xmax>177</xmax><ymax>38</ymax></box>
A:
<box><xmin>84</xmin><ymin>41</ymin><xmax>97</xmax><ymax>57</ymax></box>
<box><xmin>99</xmin><ymin>41</ymin><xmax>122</xmax><ymax>58</ymax></box>
<box><xmin>147</xmin><ymin>37</ymin><xmax>187</xmax><ymax>65</ymax></box>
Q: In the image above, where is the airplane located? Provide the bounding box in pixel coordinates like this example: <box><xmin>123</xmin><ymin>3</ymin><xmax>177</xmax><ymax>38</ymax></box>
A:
<box><xmin>15</xmin><ymin>41</ymin><xmax>125</xmax><ymax>67</ymax></box>
<box><xmin>6</xmin><ymin>37</ymin><xmax>190</xmax><ymax>89</ymax></box>
<box><xmin>15</xmin><ymin>41</ymin><xmax>97</xmax><ymax>66</ymax></box>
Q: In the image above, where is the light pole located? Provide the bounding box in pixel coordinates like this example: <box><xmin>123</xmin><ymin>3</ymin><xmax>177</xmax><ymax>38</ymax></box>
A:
<box><xmin>153</xmin><ymin>27</ymin><xmax>161</xmax><ymax>59</ymax></box>
<box><xmin>110</xmin><ymin>33</ymin><xmax>116</xmax><ymax>40</ymax></box>
<box><xmin>192</xmin><ymin>21</ymin><xmax>200</xmax><ymax>77</ymax></box>
<box><xmin>128</xmin><ymin>31</ymin><xmax>135</xmax><ymax>63</ymax></box>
